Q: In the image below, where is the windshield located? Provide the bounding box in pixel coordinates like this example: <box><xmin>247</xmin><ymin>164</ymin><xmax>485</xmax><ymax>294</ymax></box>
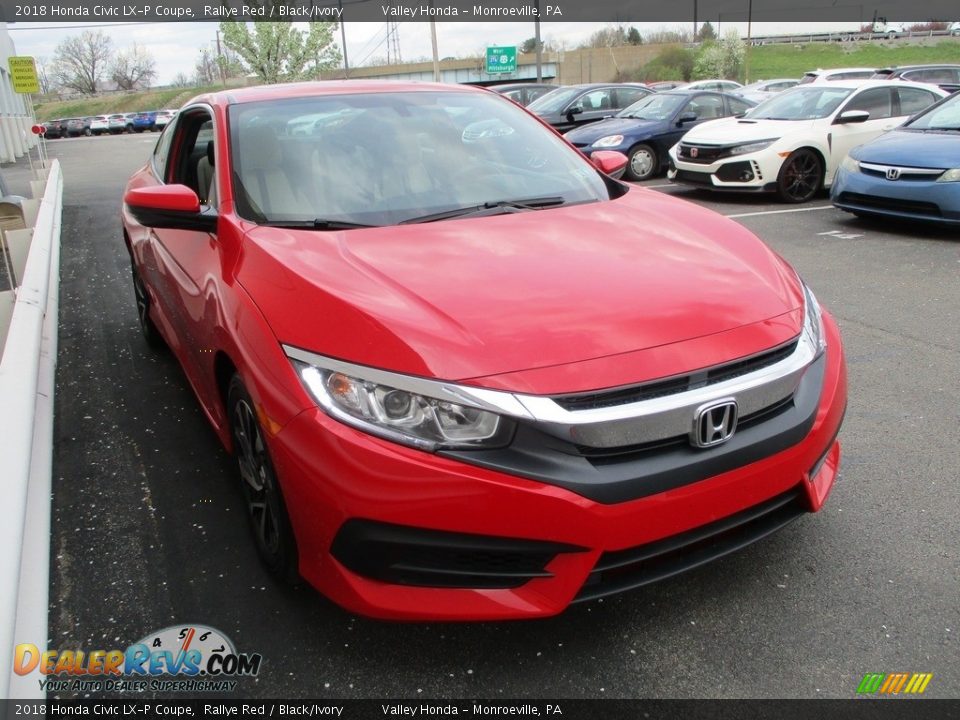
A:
<box><xmin>905</xmin><ymin>93</ymin><xmax>960</xmax><ymax>130</ymax></box>
<box><xmin>229</xmin><ymin>91</ymin><xmax>610</xmax><ymax>227</ymax></box>
<box><xmin>748</xmin><ymin>87</ymin><xmax>853</xmax><ymax>120</ymax></box>
<box><xmin>617</xmin><ymin>93</ymin><xmax>686</xmax><ymax>120</ymax></box>
<box><xmin>527</xmin><ymin>87</ymin><xmax>582</xmax><ymax>114</ymax></box>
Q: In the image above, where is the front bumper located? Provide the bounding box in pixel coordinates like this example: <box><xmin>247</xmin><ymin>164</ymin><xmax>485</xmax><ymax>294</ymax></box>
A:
<box><xmin>668</xmin><ymin>149</ymin><xmax>785</xmax><ymax>192</ymax></box>
<box><xmin>832</xmin><ymin>166</ymin><xmax>960</xmax><ymax>224</ymax></box>
<box><xmin>268</xmin><ymin>314</ymin><xmax>847</xmax><ymax>621</ymax></box>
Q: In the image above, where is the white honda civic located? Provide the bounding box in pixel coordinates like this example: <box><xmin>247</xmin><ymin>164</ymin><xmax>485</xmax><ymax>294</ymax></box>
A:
<box><xmin>668</xmin><ymin>80</ymin><xmax>946</xmax><ymax>202</ymax></box>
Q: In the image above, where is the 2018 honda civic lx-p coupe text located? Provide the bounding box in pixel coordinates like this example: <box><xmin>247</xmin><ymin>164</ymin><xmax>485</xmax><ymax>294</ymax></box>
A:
<box><xmin>121</xmin><ymin>82</ymin><xmax>847</xmax><ymax>621</ymax></box>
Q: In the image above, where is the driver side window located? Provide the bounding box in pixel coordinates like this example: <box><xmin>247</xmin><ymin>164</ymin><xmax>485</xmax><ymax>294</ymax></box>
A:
<box><xmin>168</xmin><ymin>110</ymin><xmax>217</xmax><ymax>207</ymax></box>
<box><xmin>842</xmin><ymin>88</ymin><xmax>893</xmax><ymax>120</ymax></box>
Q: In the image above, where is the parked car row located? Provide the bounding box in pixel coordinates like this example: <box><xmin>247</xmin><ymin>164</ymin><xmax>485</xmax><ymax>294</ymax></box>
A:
<box><xmin>513</xmin><ymin>65</ymin><xmax>954</xmax><ymax>215</ymax></box>
<box><xmin>41</xmin><ymin>109</ymin><xmax>178</xmax><ymax>138</ymax></box>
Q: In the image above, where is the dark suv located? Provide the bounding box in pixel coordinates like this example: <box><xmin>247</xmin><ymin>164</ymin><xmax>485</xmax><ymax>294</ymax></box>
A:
<box><xmin>64</xmin><ymin>118</ymin><xmax>87</xmax><ymax>137</ymax></box>
<box><xmin>872</xmin><ymin>65</ymin><xmax>960</xmax><ymax>94</ymax></box>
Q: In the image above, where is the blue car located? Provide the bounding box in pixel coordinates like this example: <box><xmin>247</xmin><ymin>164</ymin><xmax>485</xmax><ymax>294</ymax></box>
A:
<box><xmin>832</xmin><ymin>91</ymin><xmax>960</xmax><ymax>225</ymax></box>
<box><xmin>563</xmin><ymin>90</ymin><xmax>756</xmax><ymax>181</ymax></box>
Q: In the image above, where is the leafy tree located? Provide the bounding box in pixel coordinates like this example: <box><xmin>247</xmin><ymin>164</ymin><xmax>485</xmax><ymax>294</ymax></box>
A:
<box><xmin>51</xmin><ymin>30</ymin><xmax>113</xmax><ymax>95</ymax></box>
<box><xmin>639</xmin><ymin>46</ymin><xmax>696</xmax><ymax>82</ymax></box>
<box><xmin>110</xmin><ymin>44</ymin><xmax>157</xmax><ymax>91</ymax></box>
<box><xmin>219</xmin><ymin>22</ymin><xmax>342</xmax><ymax>84</ymax></box>
<box><xmin>520</xmin><ymin>37</ymin><xmax>539</xmax><ymax>54</ymax></box>
<box><xmin>698</xmin><ymin>22</ymin><xmax>716</xmax><ymax>42</ymax></box>
<box><xmin>692</xmin><ymin>30</ymin><xmax>745</xmax><ymax>80</ymax></box>
<box><xmin>626</xmin><ymin>27</ymin><xmax>643</xmax><ymax>45</ymax></box>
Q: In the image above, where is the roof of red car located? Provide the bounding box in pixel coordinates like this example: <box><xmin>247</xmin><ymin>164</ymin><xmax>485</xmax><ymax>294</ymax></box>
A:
<box><xmin>186</xmin><ymin>80</ymin><xmax>486</xmax><ymax>107</ymax></box>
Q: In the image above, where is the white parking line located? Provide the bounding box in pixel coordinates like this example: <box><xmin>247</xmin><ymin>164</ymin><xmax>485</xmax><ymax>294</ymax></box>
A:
<box><xmin>644</xmin><ymin>183</ymin><xmax>676</xmax><ymax>188</ymax></box>
<box><xmin>724</xmin><ymin>205</ymin><xmax>835</xmax><ymax>219</ymax></box>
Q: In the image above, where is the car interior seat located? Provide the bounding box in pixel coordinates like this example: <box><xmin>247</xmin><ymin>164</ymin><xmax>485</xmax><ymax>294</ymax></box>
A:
<box><xmin>195</xmin><ymin>141</ymin><xmax>216</xmax><ymax>206</ymax></box>
<box><xmin>238</xmin><ymin>126</ymin><xmax>305</xmax><ymax>218</ymax></box>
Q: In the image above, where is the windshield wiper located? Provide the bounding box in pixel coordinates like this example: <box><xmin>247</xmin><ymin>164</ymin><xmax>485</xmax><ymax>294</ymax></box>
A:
<box><xmin>400</xmin><ymin>196</ymin><xmax>567</xmax><ymax>225</ymax></box>
<box><xmin>263</xmin><ymin>219</ymin><xmax>378</xmax><ymax>230</ymax></box>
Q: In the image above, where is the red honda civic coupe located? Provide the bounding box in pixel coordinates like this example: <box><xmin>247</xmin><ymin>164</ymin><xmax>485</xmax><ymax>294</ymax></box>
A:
<box><xmin>122</xmin><ymin>81</ymin><xmax>847</xmax><ymax>620</ymax></box>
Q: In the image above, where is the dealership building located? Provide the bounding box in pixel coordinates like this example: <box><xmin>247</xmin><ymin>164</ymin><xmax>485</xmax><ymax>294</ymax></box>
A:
<box><xmin>0</xmin><ymin>23</ymin><xmax>38</xmax><ymax>164</ymax></box>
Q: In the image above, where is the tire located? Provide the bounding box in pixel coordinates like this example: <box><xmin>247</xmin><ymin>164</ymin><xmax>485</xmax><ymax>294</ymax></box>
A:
<box><xmin>126</xmin><ymin>124</ymin><xmax>134</xmax><ymax>133</ymax></box>
<box><xmin>625</xmin><ymin>143</ymin><xmax>659</xmax><ymax>181</ymax></box>
<box><xmin>130</xmin><ymin>264</ymin><xmax>165</xmax><ymax>350</ymax></box>
<box><xmin>776</xmin><ymin>149</ymin><xmax>823</xmax><ymax>203</ymax></box>
<box><xmin>227</xmin><ymin>375</ymin><xmax>300</xmax><ymax>584</ymax></box>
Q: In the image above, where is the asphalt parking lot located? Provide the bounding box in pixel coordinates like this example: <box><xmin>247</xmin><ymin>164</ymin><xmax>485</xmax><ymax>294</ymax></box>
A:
<box><xmin>46</xmin><ymin>132</ymin><xmax>958</xmax><ymax>699</ymax></box>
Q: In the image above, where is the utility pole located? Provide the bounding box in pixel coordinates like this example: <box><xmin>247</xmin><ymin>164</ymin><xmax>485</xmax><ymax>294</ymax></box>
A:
<box><xmin>215</xmin><ymin>30</ymin><xmax>226</xmax><ymax>86</ymax></box>
<box><xmin>534</xmin><ymin>0</ymin><xmax>542</xmax><ymax>83</ymax></box>
<box><xmin>339</xmin><ymin>0</ymin><xmax>349</xmax><ymax>78</ymax></box>
<box><xmin>430</xmin><ymin>19</ymin><xmax>440</xmax><ymax>82</ymax></box>
<box><xmin>744</xmin><ymin>0</ymin><xmax>753</xmax><ymax>84</ymax></box>
<box><xmin>693</xmin><ymin>0</ymin><xmax>698</xmax><ymax>41</ymax></box>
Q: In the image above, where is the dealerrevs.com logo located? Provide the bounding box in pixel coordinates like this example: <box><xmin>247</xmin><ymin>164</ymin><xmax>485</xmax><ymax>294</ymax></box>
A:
<box><xmin>14</xmin><ymin>624</ymin><xmax>262</xmax><ymax>693</ymax></box>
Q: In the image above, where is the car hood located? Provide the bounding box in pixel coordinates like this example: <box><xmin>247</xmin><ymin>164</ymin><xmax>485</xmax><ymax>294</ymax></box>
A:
<box><xmin>565</xmin><ymin>118</ymin><xmax>665</xmax><ymax>144</ymax></box>
<box><xmin>853</xmin><ymin>128</ymin><xmax>960</xmax><ymax>167</ymax></box>
<box><xmin>683</xmin><ymin>117</ymin><xmax>813</xmax><ymax>144</ymax></box>
<box><xmin>237</xmin><ymin>189</ymin><xmax>803</xmax><ymax>394</ymax></box>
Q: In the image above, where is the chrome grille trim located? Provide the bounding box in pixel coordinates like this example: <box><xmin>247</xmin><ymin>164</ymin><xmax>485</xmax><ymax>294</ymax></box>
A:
<box><xmin>286</xmin><ymin>327</ymin><xmax>818</xmax><ymax>452</ymax></box>
<box><xmin>515</xmin><ymin>330</ymin><xmax>815</xmax><ymax>448</ymax></box>
<box><xmin>858</xmin><ymin>162</ymin><xmax>944</xmax><ymax>178</ymax></box>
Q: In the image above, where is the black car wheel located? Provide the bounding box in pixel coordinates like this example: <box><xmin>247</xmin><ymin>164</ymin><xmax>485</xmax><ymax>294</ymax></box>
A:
<box><xmin>776</xmin><ymin>149</ymin><xmax>823</xmax><ymax>203</ymax></box>
<box><xmin>227</xmin><ymin>375</ymin><xmax>300</xmax><ymax>584</ymax></box>
<box><xmin>130</xmin><ymin>264</ymin><xmax>164</xmax><ymax>350</ymax></box>
<box><xmin>625</xmin><ymin>143</ymin><xmax>658</xmax><ymax>181</ymax></box>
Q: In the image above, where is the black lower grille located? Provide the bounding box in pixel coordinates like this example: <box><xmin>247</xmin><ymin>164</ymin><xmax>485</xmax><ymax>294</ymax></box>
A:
<box><xmin>837</xmin><ymin>192</ymin><xmax>941</xmax><ymax>217</ymax></box>
<box><xmin>573</xmin><ymin>487</ymin><xmax>807</xmax><ymax>602</ymax></box>
<box><xmin>674</xmin><ymin>169</ymin><xmax>714</xmax><ymax>185</ymax></box>
<box><xmin>331</xmin><ymin>519</ymin><xmax>585</xmax><ymax>589</ymax></box>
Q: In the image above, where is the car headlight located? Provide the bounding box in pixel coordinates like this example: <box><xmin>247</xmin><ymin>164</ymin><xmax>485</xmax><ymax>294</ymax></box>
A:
<box><xmin>936</xmin><ymin>168</ymin><xmax>960</xmax><ymax>183</ymax></box>
<box><xmin>801</xmin><ymin>282</ymin><xmax>827</xmax><ymax>357</ymax></box>
<box><xmin>840</xmin><ymin>155</ymin><xmax>860</xmax><ymax>173</ymax></box>
<box><xmin>286</xmin><ymin>348</ymin><xmax>516</xmax><ymax>451</ymax></box>
<box><xmin>729</xmin><ymin>139</ymin><xmax>778</xmax><ymax>156</ymax></box>
<box><xmin>592</xmin><ymin>135</ymin><xmax>624</xmax><ymax>148</ymax></box>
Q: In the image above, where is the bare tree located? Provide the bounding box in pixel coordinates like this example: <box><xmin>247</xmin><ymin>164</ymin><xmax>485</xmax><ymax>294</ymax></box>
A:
<box><xmin>35</xmin><ymin>56</ymin><xmax>54</xmax><ymax>95</ymax></box>
<box><xmin>111</xmin><ymin>44</ymin><xmax>157</xmax><ymax>91</ymax></box>
<box><xmin>194</xmin><ymin>46</ymin><xmax>244</xmax><ymax>86</ymax></box>
<box><xmin>51</xmin><ymin>30</ymin><xmax>113</xmax><ymax>95</ymax></box>
<box><xmin>171</xmin><ymin>72</ymin><xmax>191</xmax><ymax>88</ymax></box>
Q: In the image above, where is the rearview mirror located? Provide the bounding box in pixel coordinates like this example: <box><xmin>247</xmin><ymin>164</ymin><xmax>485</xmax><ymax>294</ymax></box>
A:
<box><xmin>124</xmin><ymin>185</ymin><xmax>217</xmax><ymax>233</ymax></box>
<box><xmin>677</xmin><ymin>112</ymin><xmax>699</xmax><ymax>125</ymax></box>
<box><xmin>835</xmin><ymin>110</ymin><xmax>870</xmax><ymax>124</ymax></box>
<box><xmin>591</xmin><ymin>150</ymin><xmax>628</xmax><ymax>179</ymax></box>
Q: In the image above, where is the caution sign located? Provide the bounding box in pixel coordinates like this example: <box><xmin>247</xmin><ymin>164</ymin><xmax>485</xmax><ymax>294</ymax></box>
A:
<box><xmin>8</xmin><ymin>56</ymin><xmax>40</xmax><ymax>94</ymax></box>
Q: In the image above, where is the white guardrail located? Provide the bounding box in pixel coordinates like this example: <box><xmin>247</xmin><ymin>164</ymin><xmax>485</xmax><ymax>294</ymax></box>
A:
<box><xmin>0</xmin><ymin>159</ymin><xmax>63</xmax><ymax>700</ymax></box>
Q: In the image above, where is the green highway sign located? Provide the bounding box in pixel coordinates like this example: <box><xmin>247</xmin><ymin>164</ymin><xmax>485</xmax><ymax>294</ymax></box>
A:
<box><xmin>485</xmin><ymin>46</ymin><xmax>517</xmax><ymax>74</ymax></box>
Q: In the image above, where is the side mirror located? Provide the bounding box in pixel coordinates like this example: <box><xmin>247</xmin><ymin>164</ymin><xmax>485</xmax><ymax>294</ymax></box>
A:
<box><xmin>591</xmin><ymin>150</ymin><xmax>628</xmax><ymax>179</ymax></box>
<box><xmin>566</xmin><ymin>106</ymin><xmax>584</xmax><ymax>117</ymax></box>
<box><xmin>835</xmin><ymin>110</ymin><xmax>870</xmax><ymax>124</ymax></box>
<box><xmin>124</xmin><ymin>185</ymin><xmax>217</xmax><ymax>232</ymax></box>
<box><xmin>677</xmin><ymin>112</ymin><xmax>699</xmax><ymax>125</ymax></box>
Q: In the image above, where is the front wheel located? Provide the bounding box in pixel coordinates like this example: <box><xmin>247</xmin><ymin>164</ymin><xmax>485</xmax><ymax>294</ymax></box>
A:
<box><xmin>776</xmin><ymin>149</ymin><xmax>823</xmax><ymax>203</ymax></box>
<box><xmin>625</xmin><ymin>143</ymin><xmax>658</xmax><ymax>181</ymax></box>
<box><xmin>227</xmin><ymin>375</ymin><xmax>300</xmax><ymax>584</ymax></box>
<box><xmin>131</xmin><ymin>264</ymin><xmax>164</xmax><ymax>350</ymax></box>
